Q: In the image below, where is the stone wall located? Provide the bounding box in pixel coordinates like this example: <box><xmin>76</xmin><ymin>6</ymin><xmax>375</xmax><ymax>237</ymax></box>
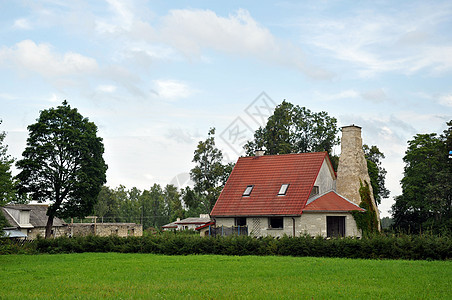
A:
<box><xmin>69</xmin><ymin>223</ymin><xmax>143</xmax><ymax>237</ymax></box>
<box><xmin>299</xmin><ymin>212</ymin><xmax>361</xmax><ymax>237</ymax></box>
<box><xmin>313</xmin><ymin>159</ymin><xmax>336</xmax><ymax>195</ymax></box>
<box><xmin>24</xmin><ymin>226</ymin><xmax>68</xmax><ymax>239</ymax></box>
<box><xmin>214</xmin><ymin>215</ymin><xmax>361</xmax><ymax>238</ymax></box>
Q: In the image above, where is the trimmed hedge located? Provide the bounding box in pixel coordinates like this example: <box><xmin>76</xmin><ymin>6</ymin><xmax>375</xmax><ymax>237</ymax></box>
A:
<box><xmin>1</xmin><ymin>233</ymin><xmax>451</xmax><ymax>260</ymax></box>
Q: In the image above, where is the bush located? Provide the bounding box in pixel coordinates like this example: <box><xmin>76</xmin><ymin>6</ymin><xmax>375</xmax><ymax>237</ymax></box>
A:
<box><xmin>2</xmin><ymin>232</ymin><xmax>451</xmax><ymax>260</ymax></box>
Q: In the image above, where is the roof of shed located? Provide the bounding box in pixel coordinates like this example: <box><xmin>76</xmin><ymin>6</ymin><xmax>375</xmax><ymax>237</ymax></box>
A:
<box><xmin>303</xmin><ymin>191</ymin><xmax>365</xmax><ymax>212</ymax></box>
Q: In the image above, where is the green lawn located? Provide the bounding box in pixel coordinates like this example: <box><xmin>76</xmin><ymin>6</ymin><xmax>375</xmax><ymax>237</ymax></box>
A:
<box><xmin>0</xmin><ymin>253</ymin><xmax>450</xmax><ymax>299</ymax></box>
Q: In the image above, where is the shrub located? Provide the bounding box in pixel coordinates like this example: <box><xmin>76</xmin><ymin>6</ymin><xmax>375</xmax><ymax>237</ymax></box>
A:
<box><xmin>2</xmin><ymin>232</ymin><xmax>451</xmax><ymax>260</ymax></box>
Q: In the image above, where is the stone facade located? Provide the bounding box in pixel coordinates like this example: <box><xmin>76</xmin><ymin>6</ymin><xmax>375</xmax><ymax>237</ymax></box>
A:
<box><xmin>68</xmin><ymin>223</ymin><xmax>143</xmax><ymax>237</ymax></box>
<box><xmin>299</xmin><ymin>213</ymin><xmax>361</xmax><ymax>237</ymax></box>
<box><xmin>336</xmin><ymin>125</ymin><xmax>380</xmax><ymax>228</ymax></box>
<box><xmin>313</xmin><ymin>159</ymin><xmax>336</xmax><ymax>194</ymax></box>
<box><xmin>214</xmin><ymin>214</ymin><xmax>361</xmax><ymax>238</ymax></box>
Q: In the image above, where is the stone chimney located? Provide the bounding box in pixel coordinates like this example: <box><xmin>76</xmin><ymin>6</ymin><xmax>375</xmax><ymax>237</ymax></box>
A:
<box><xmin>255</xmin><ymin>149</ymin><xmax>265</xmax><ymax>157</ymax></box>
<box><xmin>336</xmin><ymin>125</ymin><xmax>380</xmax><ymax>227</ymax></box>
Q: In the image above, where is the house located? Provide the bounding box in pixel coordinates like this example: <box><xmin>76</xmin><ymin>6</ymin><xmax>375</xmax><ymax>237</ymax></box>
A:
<box><xmin>1</xmin><ymin>204</ymin><xmax>67</xmax><ymax>239</ymax></box>
<box><xmin>211</xmin><ymin>125</ymin><xmax>375</xmax><ymax>238</ymax></box>
<box><xmin>162</xmin><ymin>214</ymin><xmax>211</xmax><ymax>231</ymax></box>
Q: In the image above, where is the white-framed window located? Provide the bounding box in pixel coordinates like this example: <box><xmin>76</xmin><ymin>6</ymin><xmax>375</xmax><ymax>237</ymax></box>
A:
<box><xmin>243</xmin><ymin>185</ymin><xmax>254</xmax><ymax>196</ymax></box>
<box><xmin>278</xmin><ymin>184</ymin><xmax>289</xmax><ymax>195</ymax></box>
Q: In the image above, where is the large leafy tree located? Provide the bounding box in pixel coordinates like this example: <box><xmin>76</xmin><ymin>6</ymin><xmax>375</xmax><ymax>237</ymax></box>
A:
<box><xmin>363</xmin><ymin>144</ymin><xmax>389</xmax><ymax>206</ymax></box>
<box><xmin>392</xmin><ymin>121</ymin><xmax>452</xmax><ymax>233</ymax></box>
<box><xmin>16</xmin><ymin>101</ymin><xmax>107</xmax><ymax>238</ymax></box>
<box><xmin>190</xmin><ymin>128</ymin><xmax>234</xmax><ymax>213</ymax></box>
<box><xmin>0</xmin><ymin>120</ymin><xmax>16</xmax><ymax>205</ymax></box>
<box><xmin>244</xmin><ymin>101</ymin><xmax>340</xmax><ymax>160</ymax></box>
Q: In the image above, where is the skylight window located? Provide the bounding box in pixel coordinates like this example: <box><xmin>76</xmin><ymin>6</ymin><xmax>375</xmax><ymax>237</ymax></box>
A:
<box><xmin>278</xmin><ymin>184</ymin><xmax>289</xmax><ymax>195</ymax></box>
<box><xmin>243</xmin><ymin>185</ymin><xmax>254</xmax><ymax>196</ymax></box>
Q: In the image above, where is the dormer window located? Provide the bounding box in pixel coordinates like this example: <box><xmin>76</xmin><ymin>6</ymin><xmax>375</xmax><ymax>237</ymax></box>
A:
<box><xmin>243</xmin><ymin>185</ymin><xmax>254</xmax><ymax>196</ymax></box>
<box><xmin>278</xmin><ymin>184</ymin><xmax>289</xmax><ymax>196</ymax></box>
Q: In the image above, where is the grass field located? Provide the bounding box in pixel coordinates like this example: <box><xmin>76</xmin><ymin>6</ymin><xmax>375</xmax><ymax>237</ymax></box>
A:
<box><xmin>0</xmin><ymin>253</ymin><xmax>451</xmax><ymax>299</ymax></box>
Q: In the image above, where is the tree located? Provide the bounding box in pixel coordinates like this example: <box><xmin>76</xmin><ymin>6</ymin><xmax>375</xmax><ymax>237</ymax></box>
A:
<box><xmin>163</xmin><ymin>184</ymin><xmax>184</xmax><ymax>222</ymax></box>
<box><xmin>392</xmin><ymin>121</ymin><xmax>452</xmax><ymax>233</ymax></box>
<box><xmin>244</xmin><ymin>101</ymin><xmax>340</xmax><ymax>160</ymax></box>
<box><xmin>190</xmin><ymin>128</ymin><xmax>234</xmax><ymax>213</ymax></box>
<box><xmin>363</xmin><ymin>144</ymin><xmax>389</xmax><ymax>205</ymax></box>
<box><xmin>16</xmin><ymin>101</ymin><xmax>107</xmax><ymax>238</ymax></box>
<box><xmin>0</xmin><ymin>120</ymin><xmax>16</xmax><ymax>205</ymax></box>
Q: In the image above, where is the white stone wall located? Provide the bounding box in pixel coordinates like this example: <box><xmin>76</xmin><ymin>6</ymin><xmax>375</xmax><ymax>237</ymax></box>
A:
<box><xmin>299</xmin><ymin>212</ymin><xmax>361</xmax><ymax>237</ymax></box>
<box><xmin>313</xmin><ymin>159</ymin><xmax>336</xmax><ymax>195</ymax></box>
<box><xmin>215</xmin><ymin>214</ymin><xmax>361</xmax><ymax>238</ymax></box>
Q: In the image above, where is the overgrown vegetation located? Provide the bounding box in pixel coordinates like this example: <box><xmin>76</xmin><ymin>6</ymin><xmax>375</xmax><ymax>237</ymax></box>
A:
<box><xmin>1</xmin><ymin>233</ymin><xmax>450</xmax><ymax>260</ymax></box>
<box><xmin>352</xmin><ymin>180</ymin><xmax>379</xmax><ymax>235</ymax></box>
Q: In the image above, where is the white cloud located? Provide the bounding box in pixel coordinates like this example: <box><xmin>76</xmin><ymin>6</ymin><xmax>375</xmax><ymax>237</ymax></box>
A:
<box><xmin>315</xmin><ymin>89</ymin><xmax>360</xmax><ymax>101</ymax></box>
<box><xmin>302</xmin><ymin>2</ymin><xmax>452</xmax><ymax>77</ymax></box>
<box><xmin>439</xmin><ymin>94</ymin><xmax>452</xmax><ymax>107</ymax></box>
<box><xmin>159</xmin><ymin>9</ymin><xmax>332</xmax><ymax>79</ymax></box>
<box><xmin>0</xmin><ymin>40</ymin><xmax>98</xmax><ymax>77</ymax></box>
<box><xmin>13</xmin><ymin>18</ymin><xmax>32</xmax><ymax>30</ymax></box>
<box><xmin>361</xmin><ymin>88</ymin><xmax>387</xmax><ymax>103</ymax></box>
<box><xmin>152</xmin><ymin>79</ymin><xmax>194</xmax><ymax>100</ymax></box>
<box><xmin>96</xmin><ymin>84</ymin><xmax>117</xmax><ymax>93</ymax></box>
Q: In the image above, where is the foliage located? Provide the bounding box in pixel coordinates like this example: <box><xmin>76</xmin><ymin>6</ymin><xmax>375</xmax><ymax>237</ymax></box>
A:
<box><xmin>15</xmin><ymin>101</ymin><xmax>107</xmax><ymax>238</ymax></box>
<box><xmin>392</xmin><ymin>120</ymin><xmax>452</xmax><ymax>234</ymax></box>
<box><xmin>92</xmin><ymin>184</ymin><xmax>189</xmax><ymax>230</ymax></box>
<box><xmin>352</xmin><ymin>180</ymin><xmax>379</xmax><ymax>235</ymax></box>
<box><xmin>190</xmin><ymin>128</ymin><xmax>234</xmax><ymax>212</ymax></box>
<box><xmin>244</xmin><ymin>100</ymin><xmax>340</xmax><ymax>160</ymax></box>
<box><xmin>2</xmin><ymin>232</ymin><xmax>451</xmax><ymax>260</ymax></box>
<box><xmin>0</xmin><ymin>120</ymin><xmax>16</xmax><ymax>206</ymax></box>
<box><xmin>381</xmin><ymin>217</ymin><xmax>394</xmax><ymax>230</ymax></box>
<box><xmin>363</xmin><ymin>144</ymin><xmax>389</xmax><ymax>205</ymax></box>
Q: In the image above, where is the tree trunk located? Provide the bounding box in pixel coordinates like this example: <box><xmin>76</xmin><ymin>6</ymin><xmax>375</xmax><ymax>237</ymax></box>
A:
<box><xmin>45</xmin><ymin>213</ymin><xmax>55</xmax><ymax>239</ymax></box>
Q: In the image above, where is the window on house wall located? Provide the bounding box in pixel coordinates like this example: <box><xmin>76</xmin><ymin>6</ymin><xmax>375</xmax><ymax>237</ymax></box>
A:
<box><xmin>327</xmin><ymin>216</ymin><xmax>345</xmax><ymax>237</ymax></box>
<box><xmin>278</xmin><ymin>184</ymin><xmax>290</xmax><ymax>195</ymax></box>
<box><xmin>309</xmin><ymin>186</ymin><xmax>319</xmax><ymax>198</ymax></box>
<box><xmin>243</xmin><ymin>185</ymin><xmax>254</xmax><ymax>196</ymax></box>
<box><xmin>268</xmin><ymin>217</ymin><xmax>284</xmax><ymax>229</ymax></box>
<box><xmin>235</xmin><ymin>217</ymin><xmax>247</xmax><ymax>226</ymax></box>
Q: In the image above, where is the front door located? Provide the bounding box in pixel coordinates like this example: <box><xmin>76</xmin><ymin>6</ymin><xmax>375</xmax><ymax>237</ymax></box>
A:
<box><xmin>327</xmin><ymin>216</ymin><xmax>345</xmax><ymax>237</ymax></box>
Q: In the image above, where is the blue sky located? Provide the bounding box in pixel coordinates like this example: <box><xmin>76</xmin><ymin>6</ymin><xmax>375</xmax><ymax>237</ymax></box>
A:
<box><xmin>1</xmin><ymin>1</ymin><xmax>451</xmax><ymax>217</ymax></box>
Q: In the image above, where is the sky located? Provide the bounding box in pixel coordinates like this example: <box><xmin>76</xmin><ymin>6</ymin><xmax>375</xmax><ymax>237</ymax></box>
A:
<box><xmin>1</xmin><ymin>1</ymin><xmax>451</xmax><ymax>217</ymax></box>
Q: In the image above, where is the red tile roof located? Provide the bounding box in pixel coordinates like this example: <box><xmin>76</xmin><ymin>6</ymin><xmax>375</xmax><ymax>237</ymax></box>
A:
<box><xmin>211</xmin><ymin>152</ymin><xmax>333</xmax><ymax>216</ymax></box>
<box><xmin>303</xmin><ymin>191</ymin><xmax>365</xmax><ymax>212</ymax></box>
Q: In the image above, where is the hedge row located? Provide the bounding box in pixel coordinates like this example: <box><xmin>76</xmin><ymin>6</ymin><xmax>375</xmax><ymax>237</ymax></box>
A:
<box><xmin>1</xmin><ymin>233</ymin><xmax>451</xmax><ymax>260</ymax></box>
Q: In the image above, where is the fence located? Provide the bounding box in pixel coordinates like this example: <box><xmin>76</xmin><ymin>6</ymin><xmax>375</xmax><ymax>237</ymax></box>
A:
<box><xmin>209</xmin><ymin>225</ymin><xmax>248</xmax><ymax>237</ymax></box>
